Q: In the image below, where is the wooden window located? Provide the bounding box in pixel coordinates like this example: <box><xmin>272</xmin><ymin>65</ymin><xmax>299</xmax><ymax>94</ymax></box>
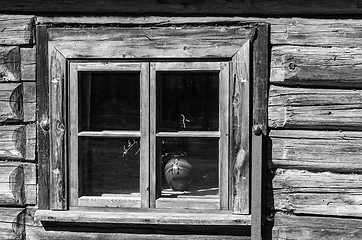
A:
<box><xmin>36</xmin><ymin>23</ymin><xmax>268</xmax><ymax>234</ymax></box>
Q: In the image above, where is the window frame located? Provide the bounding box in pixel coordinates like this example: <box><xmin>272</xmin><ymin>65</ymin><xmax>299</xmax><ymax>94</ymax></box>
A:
<box><xmin>36</xmin><ymin>23</ymin><xmax>269</xmax><ymax>235</ymax></box>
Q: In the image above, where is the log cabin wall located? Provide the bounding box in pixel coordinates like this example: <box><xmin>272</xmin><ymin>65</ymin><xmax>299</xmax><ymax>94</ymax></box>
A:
<box><xmin>0</xmin><ymin>2</ymin><xmax>361</xmax><ymax>239</ymax></box>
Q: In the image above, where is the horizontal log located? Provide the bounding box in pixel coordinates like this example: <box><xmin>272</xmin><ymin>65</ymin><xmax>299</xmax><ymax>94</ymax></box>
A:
<box><xmin>267</xmin><ymin>212</ymin><xmax>362</xmax><ymax>239</ymax></box>
<box><xmin>269</xmin><ymin>169</ymin><xmax>362</xmax><ymax>217</ymax></box>
<box><xmin>0</xmin><ymin>82</ymin><xmax>36</xmax><ymax>123</ymax></box>
<box><xmin>4</xmin><ymin>0</ymin><xmax>362</xmax><ymax>16</ymax></box>
<box><xmin>0</xmin><ymin>47</ymin><xmax>20</xmax><ymax>82</ymax></box>
<box><xmin>0</xmin><ymin>207</ymin><xmax>25</xmax><ymax>240</ymax></box>
<box><xmin>0</xmin><ymin>162</ymin><xmax>36</xmax><ymax>206</ymax></box>
<box><xmin>0</xmin><ymin>124</ymin><xmax>36</xmax><ymax>161</ymax></box>
<box><xmin>271</xmin><ymin>46</ymin><xmax>362</xmax><ymax>87</ymax></box>
<box><xmin>269</xmin><ymin>130</ymin><xmax>362</xmax><ymax>173</ymax></box>
<box><xmin>268</xmin><ymin>85</ymin><xmax>362</xmax><ymax>130</ymax></box>
<box><xmin>21</xmin><ymin>47</ymin><xmax>36</xmax><ymax>81</ymax></box>
<box><xmin>0</xmin><ymin>15</ymin><xmax>34</xmax><ymax>45</ymax></box>
<box><xmin>40</xmin><ymin>16</ymin><xmax>362</xmax><ymax>48</ymax></box>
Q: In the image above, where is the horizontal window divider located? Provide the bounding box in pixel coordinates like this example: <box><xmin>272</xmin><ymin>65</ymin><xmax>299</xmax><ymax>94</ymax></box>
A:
<box><xmin>35</xmin><ymin>209</ymin><xmax>251</xmax><ymax>226</ymax></box>
<box><xmin>78</xmin><ymin>131</ymin><xmax>141</xmax><ymax>138</ymax></box>
<box><xmin>156</xmin><ymin>131</ymin><xmax>220</xmax><ymax>138</ymax></box>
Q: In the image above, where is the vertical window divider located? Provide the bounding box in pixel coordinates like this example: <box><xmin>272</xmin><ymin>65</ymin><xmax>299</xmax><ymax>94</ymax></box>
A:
<box><xmin>149</xmin><ymin>62</ymin><xmax>157</xmax><ymax>208</ymax></box>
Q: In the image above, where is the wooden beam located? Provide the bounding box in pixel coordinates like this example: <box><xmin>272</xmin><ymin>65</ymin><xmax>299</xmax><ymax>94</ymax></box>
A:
<box><xmin>47</xmin><ymin>27</ymin><xmax>250</xmax><ymax>59</ymax></box>
<box><xmin>271</xmin><ymin>46</ymin><xmax>362</xmax><ymax>88</ymax></box>
<box><xmin>0</xmin><ymin>124</ymin><xmax>36</xmax><ymax>161</ymax></box>
<box><xmin>267</xmin><ymin>212</ymin><xmax>362</xmax><ymax>239</ymax></box>
<box><xmin>269</xmin><ymin>85</ymin><xmax>362</xmax><ymax>130</ymax></box>
<box><xmin>251</xmin><ymin>24</ymin><xmax>269</xmax><ymax>240</ymax></box>
<box><xmin>0</xmin><ymin>207</ymin><xmax>25</xmax><ymax>240</ymax></box>
<box><xmin>269</xmin><ymin>130</ymin><xmax>362</xmax><ymax>173</ymax></box>
<box><xmin>0</xmin><ymin>15</ymin><xmax>34</xmax><ymax>45</ymax></box>
<box><xmin>4</xmin><ymin>0</ymin><xmax>362</xmax><ymax>16</ymax></box>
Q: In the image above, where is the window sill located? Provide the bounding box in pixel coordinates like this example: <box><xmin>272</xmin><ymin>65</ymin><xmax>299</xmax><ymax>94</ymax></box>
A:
<box><xmin>35</xmin><ymin>208</ymin><xmax>251</xmax><ymax>226</ymax></box>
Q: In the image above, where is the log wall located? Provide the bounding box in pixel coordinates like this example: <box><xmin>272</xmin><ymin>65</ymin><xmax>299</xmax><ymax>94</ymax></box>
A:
<box><xmin>0</xmin><ymin>7</ymin><xmax>361</xmax><ymax>239</ymax></box>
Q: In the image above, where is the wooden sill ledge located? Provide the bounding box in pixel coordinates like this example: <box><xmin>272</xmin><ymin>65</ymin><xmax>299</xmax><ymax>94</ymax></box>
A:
<box><xmin>35</xmin><ymin>208</ymin><xmax>251</xmax><ymax>226</ymax></box>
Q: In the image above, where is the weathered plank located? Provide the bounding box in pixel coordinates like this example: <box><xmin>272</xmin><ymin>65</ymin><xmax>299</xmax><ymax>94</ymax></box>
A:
<box><xmin>48</xmin><ymin>26</ymin><xmax>250</xmax><ymax>59</ymax></box>
<box><xmin>266</xmin><ymin>212</ymin><xmax>362</xmax><ymax>239</ymax></box>
<box><xmin>251</xmin><ymin>23</ymin><xmax>269</xmax><ymax>240</ymax></box>
<box><xmin>0</xmin><ymin>124</ymin><xmax>36</xmax><ymax>161</ymax></box>
<box><xmin>271</xmin><ymin>46</ymin><xmax>362</xmax><ymax>87</ymax></box>
<box><xmin>0</xmin><ymin>207</ymin><xmax>25</xmax><ymax>240</ymax></box>
<box><xmin>0</xmin><ymin>47</ymin><xmax>20</xmax><ymax>82</ymax></box>
<box><xmin>269</xmin><ymin>85</ymin><xmax>362</xmax><ymax>130</ymax></box>
<box><xmin>0</xmin><ymin>162</ymin><xmax>36</xmax><ymax>206</ymax></box>
<box><xmin>269</xmin><ymin>169</ymin><xmax>362</xmax><ymax>217</ymax></box>
<box><xmin>269</xmin><ymin>130</ymin><xmax>362</xmax><ymax>173</ymax></box>
<box><xmin>0</xmin><ymin>15</ymin><xmax>34</xmax><ymax>45</ymax></box>
<box><xmin>23</xmin><ymin>82</ymin><xmax>36</xmax><ymax>122</ymax></box>
<box><xmin>4</xmin><ymin>0</ymin><xmax>362</xmax><ymax>15</ymax></box>
<box><xmin>21</xmin><ymin>47</ymin><xmax>36</xmax><ymax>81</ymax></box>
<box><xmin>49</xmin><ymin>45</ymin><xmax>67</xmax><ymax>210</ymax></box>
<box><xmin>231</xmin><ymin>40</ymin><xmax>250</xmax><ymax>214</ymax></box>
<box><xmin>36</xmin><ymin>25</ymin><xmax>50</xmax><ymax>210</ymax></box>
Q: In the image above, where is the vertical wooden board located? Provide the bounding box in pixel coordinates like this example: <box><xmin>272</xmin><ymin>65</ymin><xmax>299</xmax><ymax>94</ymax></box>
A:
<box><xmin>49</xmin><ymin>43</ymin><xmax>67</xmax><ymax>210</ymax></box>
<box><xmin>36</xmin><ymin>25</ymin><xmax>50</xmax><ymax>210</ymax></box>
<box><xmin>0</xmin><ymin>83</ymin><xmax>23</xmax><ymax>123</ymax></box>
<box><xmin>0</xmin><ymin>124</ymin><xmax>36</xmax><ymax>161</ymax></box>
<box><xmin>251</xmin><ymin>24</ymin><xmax>269</xmax><ymax>240</ymax></box>
<box><xmin>23</xmin><ymin>82</ymin><xmax>36</xmax><ymax>122</ymax></box>
<box><xmin>0</xmin><ymin>46</ymin><xmax>20</xmax><ymax>82</ymax></box>
<box><xmin>149</xmin><ymin>62</ymin><xmax>156</xmax><ymax>208</ymax></box>
<box><xmin>21</xmin><ymin>47</ymin><xmax>36</xmax><ymax>81</ymax></box>
<box><xmin>230</xmin><ymin>40</ymin><xmax>250</xmax><ymax>214</ymax></box>
<box><xmin>24</xmin><ymin>163</ymin><xmax>37</xmax><ymax>205</ymax></box>
<box><xmin>0</xmin><ymin>207</ymin><xmax>25</xmax><ymax>240</ymax></box>
<box><xmin>140</xmin><ymin>62</ymin><xmax>150</xmax><ymax>208</ymax></box>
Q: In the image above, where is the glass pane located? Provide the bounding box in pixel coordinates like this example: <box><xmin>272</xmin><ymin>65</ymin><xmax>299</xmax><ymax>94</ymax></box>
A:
<box><xmin>158</xmin><ymin>138</ymin><xmax>219</xmax><ymax>198</ymax></box>
<box><xmin>79</xmin><ymin>137</ymin><xmax>140</xmax><ymax>196</ymax></box>
<box><xmin>157</xmin><ymin>72</ymin><xmax>219</xmax><ymax>132</ymax></box>
<box><xmin>79</xmin><ymin>72</ymin><xmax>140</xmax><ymax>131</ymax></box>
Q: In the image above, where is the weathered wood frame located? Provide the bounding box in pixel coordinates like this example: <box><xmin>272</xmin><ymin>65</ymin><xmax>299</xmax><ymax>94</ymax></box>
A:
<box><xmin>150</xmin><ymin>61</ymin><xmax>229</xmax><ymax>210</ymax></box>
<box><xmin>68</xmin><ymin>62</ymin><xmax>149</xmax><ymax>208</ymax></box>
<box><xmin>36</xmin><ymin>23</ymin><xmax>269</xmax><ymax>234</ymax></box>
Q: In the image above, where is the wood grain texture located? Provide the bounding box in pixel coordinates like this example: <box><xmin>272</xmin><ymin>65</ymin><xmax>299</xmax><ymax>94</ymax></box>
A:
<box><xmin>269</xmin><ymin>169</ymin><xmax>362</xmax><ymax>217</ymax></box>
<box><xmin>269</xmin><ymin>130</ymin><xmax>362</xmax><ymax>173</ymax></box>
<box><xmin>0</xmin><ymin>47</ymin><xmax>20</xmax><ymax>82</ymax></box>
<box><xmin>21</xmin><ymin>47</ymin><xmax>36</xmax><ymax>81</ymax></box>
<box><xmin>36</xmin><ymin>25</ymin><xmax>50</xmax><ymax>210</ymax></box>
<box><xmin>0</xmin><ymin>162</ymin><xmax>36</xmax><ymax>206</ymax></box>
<box><xmin>269</xmin><ymin>85</ymin><xmax>362</xmax><ymax>130</ymax></box>
<box><xmin>49</xmin><ymin>46</ymin><xmax>67</xmax><ymax>210</ymax></box>
<box><xmin>271</xmin><ymin>46</ymin><xmax>362</xmax><ymax>87</ymax></box>
<box><xmin>4</xmin><ymin>0</ymin><xmax>362</xmax><ymax>15</ymax></box>
<box><xmin>0</xmin><ymin>124</ymin><xmax>36</xmax><ymax>161</ymax></box>
<box><xmin>267</xmin><ymin>212</ymin><xmax>362</xmax><ymax>240</ymax></box>
<box><xmin>0</xmin><ymin>82</ymin><xmax>36</xmax><ymax>123</ymax></box>
<box><xmin>48</xmin><ymin>27</ymin><xmax>250</xmax><ymax>59</ymax></box>
<box><xmin>0</xmin><ymin>207</ymin><xmax>25</xmax><ymax>240</ymax></box>
<box><xmin>0</xmin><ymin>15</ymin><xmax>34</xmax><ymax>45</ymax></box>
<box><xmin>231</xmin><ymin>41</ymin><xmax>250</xmax><ymax>214</ymax></box>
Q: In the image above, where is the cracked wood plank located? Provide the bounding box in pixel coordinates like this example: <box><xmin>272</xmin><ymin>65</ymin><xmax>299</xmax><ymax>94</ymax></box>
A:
<box><xmin>268</xmin><ymin>85</ymin><xmax>362</xmax><ymax>130</ymax></box>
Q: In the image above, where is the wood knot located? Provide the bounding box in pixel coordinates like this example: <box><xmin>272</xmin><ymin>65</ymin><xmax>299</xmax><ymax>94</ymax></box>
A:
<box><xmin>252</xmin><ymin>124</ymin><xmax>263</xmax><ymax>136</ymax></box>
<box><xmin>288</xmin><ymin>62</ymin><xmax>297</xmax><ymax>71</ymax></box>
